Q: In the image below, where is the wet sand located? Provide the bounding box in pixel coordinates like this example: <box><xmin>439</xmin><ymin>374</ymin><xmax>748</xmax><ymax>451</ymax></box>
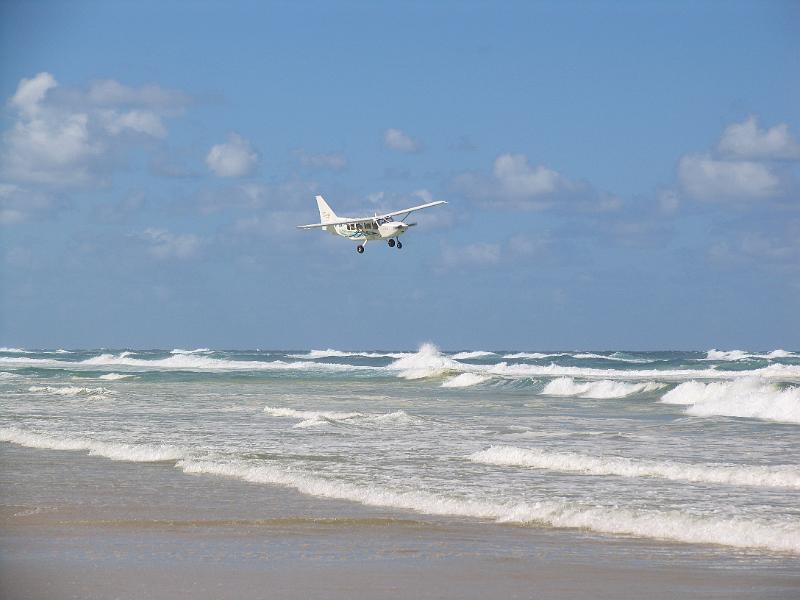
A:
<box><xmin>2</xmin><ymin>444</ymin><xmax>798</xmax><ymax>599</ymax></box>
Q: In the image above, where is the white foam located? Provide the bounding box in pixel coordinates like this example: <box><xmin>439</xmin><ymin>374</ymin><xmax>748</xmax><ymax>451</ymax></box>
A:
<box><xmin>387</xmin><ymin>343</ymin><xmax>464</xmax><ymax>379</ymax></box>
<box><xmin>468</xmin><ymin>446</ymin><xmax>800</xmax><ymax>489</ymax></box>
<box><xmin>441</xmin><ymin>373</ymin><xmax>491</xmax><ymax>388</ymax></box>
<box><xmin>0</xmin><ymin>372</ymin><xmax>21</xmax><ymax>379</ymax></box>
<box><xmin>0</xmin><ymin>347</ymin><xmax>32</xmax><ymax>353</ymax></box>
<box><xmin>660</xmin><ymin>379</ymin><xmax>800</xmax><ymax>424</ymax></box>
<box><xmin>264</xmin><ymin>405</ymin><xmax>419</xmax><ymax>428</ymax></box>
<box><xmin>289</xmin><ymin>349</ymin><xmax>409</xmax><ymax>359</ymax></box>
<box><xmin>0</xmin><ymin>427</ymin><xmax>183</xmax><ymax>462</ymax></box>
<box><xmin>542</xmin><ymin>377</ymin><xmax>664</xmax><ymax>399</ymax></box>
<box><xmin>177</xmin><ymin>458</ymin><xmax>800</xmax><ymax>554</ymax></box>
<box><xmin>77</xmin><ymin>352</ymin><xmax>377</xmax><ymax>372</ymax></box>
<box><xmin>28</xmin><ymin>385</ymin><xmax>112</xmax><ymax>399</ymax></box>
<box><xmin>98</xmin><ymin>373</ymin><xmax>134</xmax><ymax>381</ymax></box>
<box><xmin>502</xmin><ymin>352</ymin><xmax>565</xmax><ymax>359</ymax></box>
<box><xmin>170</xmin><ymin>348</ymin><xmax>212</xmax><ymax>354</ymax></box>
<box><xmin>705</xmin><ymin>349</ymin><xmax>797</xmax><ymax>361</ymax></box>
<box><xmin>450</xmin><ymin>351</ymin><xmax>496</xmax><ymax>360</ymax></box>
<box><xmin>487</xmin><ymin>362</ymin><xmax>800</xmax><ymax>383</ymax></box>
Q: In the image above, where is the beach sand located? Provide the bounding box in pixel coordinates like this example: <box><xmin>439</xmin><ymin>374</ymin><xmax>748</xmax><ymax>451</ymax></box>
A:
<box><xmin>2</xmin><ymin>444</ymin><xmax>798</xmax><ymax>599</ymax></box>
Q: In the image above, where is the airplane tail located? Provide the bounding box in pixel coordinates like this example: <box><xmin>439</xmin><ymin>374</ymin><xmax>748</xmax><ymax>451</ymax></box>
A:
<box><xmin>316</xmin><ymin>195</ymin><xmax>337</xmax><ymax>223</ymax></box>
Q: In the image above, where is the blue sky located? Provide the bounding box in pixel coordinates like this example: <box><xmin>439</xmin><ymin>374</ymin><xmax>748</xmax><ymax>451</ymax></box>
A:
<box><xmin>1</xmin><ymin>1</ymin><xmax>798</xmax><ymax>350</ymax></box>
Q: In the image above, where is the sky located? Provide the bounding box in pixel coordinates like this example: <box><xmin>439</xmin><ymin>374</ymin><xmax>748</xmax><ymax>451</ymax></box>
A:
<box><xmin>1</xmin><ymin>0</ymin><xmax>798</xmax><ymax>350</ymax></box>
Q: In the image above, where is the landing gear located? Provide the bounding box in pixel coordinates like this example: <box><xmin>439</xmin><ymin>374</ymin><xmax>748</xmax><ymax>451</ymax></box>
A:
<box><xmin>356</xmin><ymin>245</ymin><xmax>364</xmax><ymax>254</ymax></box>
<box><xmin>396</xmin><ymin>240</ymin><xmax>402</xmax><ymax>249</ymax></box>
<box><xmin>387</xmin><ymin>239</ymin><xmax>396</xmax><ymax>248</ymax></box>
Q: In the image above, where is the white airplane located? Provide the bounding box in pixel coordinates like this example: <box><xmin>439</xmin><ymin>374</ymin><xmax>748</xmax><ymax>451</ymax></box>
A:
<box><xmin>297</xmin><ymin>195</ymin><xmax>447</xmax><ymax>253</ymax></box>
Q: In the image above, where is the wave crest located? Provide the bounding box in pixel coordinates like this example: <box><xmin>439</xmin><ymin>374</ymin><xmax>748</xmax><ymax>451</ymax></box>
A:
<box><xmin>387</xmin><ymin>343</ymin><xmax>464</xmax><ymax>379</ymax></box>
<box><xmin>263</xmin><ymin>405</ymin><xmax>420</xmax><ymax>428</ymax></box>
<box><xmin>441</xmin><ymin>373</ymin><xmax>491</xmax><ymax>388</ymax></box>
<box><xmin>177</xmin><ymin>457</ymin><xmax>800</xmax><ymax>554</ymax></box>
<box><xmin>0</xmin><ymin>427</ymin><xmax>183</xmax><ymax>462</ymax></box>
<box><xmin>661</xmin><ymin>379</ymin><xmax>800</xmax><ymax>424</ymax></box>
<box><xmin>468</xmin><ymin>445</ymin><xmax>800</xmax><ymax>489</ymax></box>
<box><xmin>542</xmin><ymin>377</ymin><xmax>664</xmax><ymax>398</ymax></box>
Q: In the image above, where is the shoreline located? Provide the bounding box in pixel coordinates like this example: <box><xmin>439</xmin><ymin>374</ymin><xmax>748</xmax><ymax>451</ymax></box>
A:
<box><xmin>2</xmin><ymin>443</ymin><xmax>799</xmax><ymax>599</ymax></box>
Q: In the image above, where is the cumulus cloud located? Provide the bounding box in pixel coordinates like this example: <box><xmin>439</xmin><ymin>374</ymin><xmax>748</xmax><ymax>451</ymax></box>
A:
<box><xmin>452</xmin><ymin>153</ymin><xmax>615</xmax><ymax>212</ymax></box>
<box><xmin>140</xmin><ymin>228</ymin><xmax>201</xmax><ymax>260</ymax></box>
<box><xmin>677</xmin><ymin>115</ymin><xmax>799</xmax><ymax>203</ymax></box>
<box><xmin>678</xmin><ymin>154</ymin><xmax>781</xmax><ymax>201</ymax></box>
<box><xmin>384</xmin><ymin>128</ymin><xmax>421</xmax><ymax>153</ymax></box>
<box><xmin>294</xmin><ymin>150</ymin><xmax>347</xmax><ymax>171</ymax></box>
<box><xmin>717</xmin><ymin>116</ymin><xmax>800</xmax><ymax>160</ymax></box>
<box><xmin>2</xmin><ymin>72</ymin><xmax>189</xmax><ymax>187</ymax></box>
<box><xmin>206</xmin><ymin>133</ymin><xmax>259</xmax><ymax>177</ymax></box>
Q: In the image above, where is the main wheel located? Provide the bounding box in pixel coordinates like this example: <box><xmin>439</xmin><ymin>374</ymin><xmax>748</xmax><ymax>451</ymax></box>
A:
<box><xmin>387</xmin><ymin>239</ymin><xmax>396</xmax><ymax>248</ymax></box>
<box><xmin>396</xmin><ymin>241</ymin><xmax>403</xmax><ymax>249</ymax></box>
<box><xmin>356</xmin><ymin>245</ymin><xmax>364</xmax><ymax>254</ymax></box>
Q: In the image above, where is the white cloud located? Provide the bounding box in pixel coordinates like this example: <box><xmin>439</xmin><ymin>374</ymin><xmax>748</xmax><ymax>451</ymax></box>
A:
<box><xmin>678</xmin><ymin>154</ymin><xmax>781</xmax><ymax>201</ymax></box>
<box><xmin>441</xmin><ymin>242</ymin><xmax>501</xmax><ymax>268</ymax></box>
<box><xmin>451</xmin><ymin>153</ymin><xmax>604</xmax><ymax>211</ymax></box>
<box><xmin>140</xmin><ymin>228</ymin><xmax>201</xmax><ymax>260</ymax></box>
<box><xmin>384</xmin><ymin>128</ymin><xmax>421</xmax><ymax>153</ymax></box>
<box><xmin>85</xmin><ymin>79</ymin><xmax>190</xmax><ymax>110</ymax></box>
<box><xmin>492</xmin><ymin>154</ymin><xmax>563</xmax><ymax>198</ymax></box>
<box><xmin>10</xmin><ymin>72</ymin><xmax>57</xmax><ymax>117</ymax></box>
<box><xmin>0</xmin><ymin>183</ymin><xmax>56</xmax><ymax>225</ymax></box>
<box><xmin>206</xmin><ymin>133</ymin><xmax>259</xmax><ymax>177</ymax></box>
<box><xmin>717</xmin><ymin>116</ymin><xmax>800</xmax><ymax>160</ymax></box>
<box><xmin>2</xmin><ymin>72</ymin><xmax>189</xmax><ymax>187</ymax></box>
<box><xmin>294</xmin><ymin>150</ymin><xmax>347</xmax><ymax>171</ymax></box>
<box><xmin>100</xmin><ymin>109</ymin><xmax>167</xmax><ymax>138</ymax></box>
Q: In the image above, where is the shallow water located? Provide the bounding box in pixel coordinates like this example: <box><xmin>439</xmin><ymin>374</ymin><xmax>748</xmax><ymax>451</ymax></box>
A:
<box><xmin>1</xmin><ymin>345</ymin><xmax>799</xmax><ymax>555</ymax></box>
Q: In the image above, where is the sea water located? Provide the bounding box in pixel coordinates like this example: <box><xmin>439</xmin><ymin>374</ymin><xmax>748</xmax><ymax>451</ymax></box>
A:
<box><xmin>1</xmin><ymin>345</ymin><xmax>799</xmax><ymax>555</ymax></box>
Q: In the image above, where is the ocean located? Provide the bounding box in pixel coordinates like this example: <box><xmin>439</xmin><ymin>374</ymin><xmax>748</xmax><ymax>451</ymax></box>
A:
<box><xmin>1</xmin><ymin>344</ymin><xmax>799</xmax><ymax>559</ymax></box>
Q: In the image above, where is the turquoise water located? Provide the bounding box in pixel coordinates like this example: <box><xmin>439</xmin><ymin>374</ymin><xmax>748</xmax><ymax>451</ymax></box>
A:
<box><xmin>1</xmin><ymin>345</ymin><xmax>799</xmax><ymax>554</ymax></box>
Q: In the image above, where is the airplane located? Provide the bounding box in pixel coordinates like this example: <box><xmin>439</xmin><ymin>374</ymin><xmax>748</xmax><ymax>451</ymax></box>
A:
<box><xmin>297</xmin><ymin>195</ymin><xmax>447</xmax><ymax>253</ymax></box>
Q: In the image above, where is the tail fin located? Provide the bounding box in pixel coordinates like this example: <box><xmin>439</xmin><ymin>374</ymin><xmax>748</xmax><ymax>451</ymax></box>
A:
<box><xmin>316</xmin><ymin>195</ymin><xmax>337</xmax><ymax>223</ymax></box>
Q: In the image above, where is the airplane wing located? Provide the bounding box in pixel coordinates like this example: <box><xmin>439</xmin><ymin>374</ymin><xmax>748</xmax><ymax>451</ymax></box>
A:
<box><xmin>296</xmin><ymin>200</ymin><xmax>446</xmax><ymax>228</ymax></box>
<box><xmin>378</xmin><ymin>200</ymin><xmax>447</xmax><ymax>220</ymax></box>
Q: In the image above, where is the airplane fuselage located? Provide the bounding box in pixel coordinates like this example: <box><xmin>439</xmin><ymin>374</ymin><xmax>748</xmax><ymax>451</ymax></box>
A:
<box><xmin>324</xmin><ymin>216</ymin><xmax>409</xmax><ymax>242</ymax></box>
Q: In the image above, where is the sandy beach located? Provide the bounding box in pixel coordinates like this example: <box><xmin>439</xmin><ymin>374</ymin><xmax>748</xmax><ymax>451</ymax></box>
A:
<box><xmin>2</xmin><ymin>444</ymin><xmax>798</xmax><ymax>600</ymax></box>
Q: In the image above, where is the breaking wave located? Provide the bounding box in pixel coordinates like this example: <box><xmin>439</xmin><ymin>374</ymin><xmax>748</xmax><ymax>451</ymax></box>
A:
<box><xmin>660</xmin><ymin>379</ymin><xmax>800</xmax><ymax>424</ymax></box>
<box><xmin>28</xmin><ymin>385</ymin><xmax>112</xmax><ymax>399</ymax></box>
<box><xmin>177</xmin><ymin>458</ymin><xmax>800</xmax><ymax>554</ymax></box>
<box><xmin>170</xmin><ymin>348</ymin><xmax>212</xmax><ymax>355</ymax></box>
<box><xmin>705</xmin><ymin>349</ymin><xmax>796</xmax><ymax>361</ymax></box>
<box><xmin>0</xmin><ymin>427</ymin><xmax>183</xmax><ymax>462</ymax></box>
<box><xmin>0</xmin><ymin>347</ymin><xmax>32</xmax><ymax>353</ymax></box>
<box><xmin>289</xmin><ymin>349</ymin><xmax>409</xmax><ymax>359</ymax></box>
<box><xmin>468</xmin><ymin>446</ymin><xmax>800</xmax><ymax>489</ymax></box>
<box><xmin>542</xmin><ymin>377</ymin><xmax>664</xmax><ymax>399</ymax></box>
<box><xmin>502</xmin><ymin>352</ymin><xmax>566</xmax><ymax>359</ymax></box>
<box><xmin>387</xmin><ymin>343</ymin><xmax>464</xmax><ymax>379</ymax></box>
<box><xmin>263</xmin><ymin>405</ymin><xmax>420</xmax><ymax>428</ymax></box>
<box><xmin>488</xmin><ymin>362</ymin><xmax>800</xmax><ymax>382</ymax></box>
<box><xmin>450</xmin><ymin>351</ymin><xmax>496</xmax><ymax>360</ymax></box>
<box><xmin>98</xmin><ymin>373</ymin><xmax>134</xmax><ymax>380</ymax></box>
<box><xmin>0</xmin><ymin>372</ymin><xmax>21</xmax><ymax>379</ymax></box>
<box><xmin>441</xmin><ymin>373</ymin><xmax>491</xmax><ymax>388</ymax></box>
<box><xmin>75</xmin><ymin>353</ymin><xmax>377</xmax><ymax>372</ymax></box>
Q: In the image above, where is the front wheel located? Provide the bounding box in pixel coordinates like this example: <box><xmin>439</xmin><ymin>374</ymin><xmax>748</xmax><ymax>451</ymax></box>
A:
<box><xmin>356</xmin><ymin>245</ymin><xmax>364</xmax><ymax>254</ymax></box>
<box><xmin>396</xmin><ymin>241</ymin><xmax>403</xmax><ymax>249</ymax></box>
